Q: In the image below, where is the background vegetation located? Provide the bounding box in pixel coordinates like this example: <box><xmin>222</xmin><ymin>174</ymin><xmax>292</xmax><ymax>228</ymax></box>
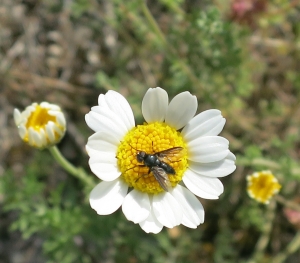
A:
<box><xmin>1</xmin><ymin>0</ymin><xmax>300</xmax><ymax>262</ymax></box>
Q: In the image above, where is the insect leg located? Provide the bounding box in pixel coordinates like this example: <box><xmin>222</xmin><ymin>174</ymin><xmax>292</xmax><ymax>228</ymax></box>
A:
<box><xmin>125</xmin><ymin>164</ymin><xmax>146</xmax><ymax>173</ymax></box>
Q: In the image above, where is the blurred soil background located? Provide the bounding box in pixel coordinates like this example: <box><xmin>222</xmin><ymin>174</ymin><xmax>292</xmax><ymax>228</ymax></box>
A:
<box><xmin>1</xmin><ymin>0</ymin><xmax>300</xmax><ymax>262</ymax></box>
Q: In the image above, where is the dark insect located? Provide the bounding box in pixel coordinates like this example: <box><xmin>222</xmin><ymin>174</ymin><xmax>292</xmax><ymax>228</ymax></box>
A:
<box><xmin>132</xmin><ymin>146</ymin><xmax>184</xmax><ymax>192</ymax></box>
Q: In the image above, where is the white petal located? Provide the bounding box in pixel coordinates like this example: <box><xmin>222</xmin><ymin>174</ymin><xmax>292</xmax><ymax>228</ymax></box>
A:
<box><xmin>226</xmin><ymin>151</ymin><xmax>236</xmax><ymax>162</ymax></box>
<box><xmin>90</xmin><ymin>179</ymin><xmax>128</xmax><ymax>215</ymax></box>
<box><xmin>90</xmin><ymin>105</ymin><xmax>127</xmax><ymax>130</ymax></box>
<box><xmin>14</xmin><ymin>109</ymin><xmax>21</xmax><ymax>125</ymax></box>
<box><xmin>98</xmin><ymin>93</ymin><xmax>109</xmax><ymax>107</ymax></box>
<box><xmin>89</xmin><ymin>154</ymin><xmax>120</xmax><ymax>181</ymax></box>
<box><xmin>18</xmin><ymin>125</ymin><xmax>27</xmax><ymax>139</ymax></box>
<box><xmin>28</xmin><ymin>127</ymin><xmax>41</xmax><ymax>147</ymax></box>
<box><xmin>28</xmin><ymin>128</ymin><xmax>34</xmax><ymax>144</ymax></box>
<box><xmin>142</xmin><ymin>87</ymin><xmax>168</xmax><ymax>123</ymax></box>
<box><xmin>50</xmin><ymin>121</ymin><xmax>64</xmax><ymax>136</ymax></box>
<box><xmin>40</xmin><ymin>101</ymin><xmax>50</xmax><ymax>108</ymax></box>
<box><xmin>182</xmin><ymin>109</ymin><xmax>226</xmax><ymax>141</ymax></box>
<box><xmin>46</xmin><ymin>123</ymin><xmax>55</xmax><ymax>143</ymax></box>
<box><xmin>85</xmin><ymin>130</ymin><xmax>120</xmax><ymax>171</ymax></box>
<box><xmin>56</xmin><ymin>113</ymin><xmax>66</xmax><ymax>127</ymax></box>
<box><xmin>152</xmin><ymin>192</ymin><xmax>182</xmax><ymax>228</ymax></box>
<box><xmin>41</xmin><ymin>102</ymin><xmax>60</xmax><ymax>111</ymax></box>
<box><xmin>85</xmin><ymin>111</ymin><xmax>126</xmax><ymax>140</ymax></box>
<box><xmin>171</xmin><ymin>185</ymin><xmax>204</xmax><ymax>228</ymax></box>
<box><xmin>21</xmin><ymin>108</ymin><xmax>31</xmax><ymax>120</ymax></box>
<box><xmin>47</xmin><ymin>110</ymin><xmax>60</xmax><ymax>117</ymax></box>
<box><xmin>85</xmin><ymin>146</ymin><xmax>110</xmax><ymax>158</ymax></box>
<box><xmin>86</xmin><ymin>132</ymin><xmax>121</xmax><ymax>181</ymax></box>
<box><xmin>183</xmin><ymin>169</ymin><xmax>224</xmax><ymax>199</ymax></box>
<box><xmin>99</xmin><ymin>90</ymin><xmax>135</xmax><ymax>130</ymax></box>
<box><xmin>187</xmin><ymin>136</ymin><xmax>229</xmax><ymax>163</ymax></box>
<box><xmin>139</xmin><ymin>209</ymin><xmax>163</xmax><ymax>234</ymax></box>
<box><xmin>34</xmin><ymin>132</ymin><xmax>43</xmax><ymax>147</ymax></box>
<box><xmin>50</xmin><ymin>104</ymin><xmax>60</xmax><ymax>111</ymax></box>
<box><xmin>86</xmin><ymin>131</ymin><xmax>119</xmax><ymax>154</ymax></box>
<box><xmin>165</xmin><ymin>91</ymin><xmax>197</xmax><ymax>130</ymax></box>
<box><xmin>26</xmin><ymin>104</ymin><xmax>36</xmax><ymax>114</ymax></box>
<box><xmin>39</xmin><ymin>128</ymin><xmax>47</xmax><ymax>147</ymax></box>
<box><xmin>122</xmin><ymin>190</ymin><xmax>150</xmax><ymax>224</ymax></box>
<box><xmin>91</xmin><ymin>106</ymin><xmax>129</xmax><ymax>134</ymax></box>
<box><xmin>189</xmin><ymin>151</ymin><xmax>236</xmax><ymax>177</ymax></box>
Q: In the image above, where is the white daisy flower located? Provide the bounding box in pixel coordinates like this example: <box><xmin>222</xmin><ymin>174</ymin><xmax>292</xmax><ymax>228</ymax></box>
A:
<box><xmin>14</xmin><ymin>102</ymin><xmax>66</xmax><ymax>149</ymax></box>
<box><xmin>86</xmin><ymin>87</ymin><xmax>236</xmax><ymax>234</ymax></box>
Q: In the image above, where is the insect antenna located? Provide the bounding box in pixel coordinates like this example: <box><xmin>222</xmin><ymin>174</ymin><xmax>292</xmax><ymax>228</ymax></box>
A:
<box><xmin>128</xmin><ymin>143</ymin><xmax>140</xmax><ymax>152</ymax></box>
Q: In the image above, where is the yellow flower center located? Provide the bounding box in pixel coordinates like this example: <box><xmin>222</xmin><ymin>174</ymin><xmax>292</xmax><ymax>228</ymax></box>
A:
<box><xmin>247</xmin><ymin>171</ymin><xmax>282</xmax><ymax>204</ymax></box>
<box><xmin>21</xmin><ymin>104</ymin><xmax>65</xmax><ymax>147</ymax></box>
<box><xmin>117</xmin><ymin>122</ymin><xmax>188</xmax><ymax>194</ymax></box>
<box><xmin>26</xmin><ymin>105</ymin><xmax>56</xmax><ymax>131</ymax></box>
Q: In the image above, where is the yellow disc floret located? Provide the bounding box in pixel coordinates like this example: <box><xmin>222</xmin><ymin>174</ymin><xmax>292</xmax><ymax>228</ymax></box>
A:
<box><xmin>117</xmin><ymin>122</ymin><xmax>188</xmax><ymax>194</ymax></box>
<box><xmin>26</xmin><ymin>105</ymin><xmax>56</xmax><ymax>131</ymax></box>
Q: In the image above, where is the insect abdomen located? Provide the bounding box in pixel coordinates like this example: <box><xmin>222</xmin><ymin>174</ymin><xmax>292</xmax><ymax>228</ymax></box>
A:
<box><xmin>159</xmin><ymin>162</ymin><xmax>175</xmax><ymax>174</ymax></box>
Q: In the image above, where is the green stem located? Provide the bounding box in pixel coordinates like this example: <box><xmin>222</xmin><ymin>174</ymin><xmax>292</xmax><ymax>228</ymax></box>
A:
<box><xmin>237</xmin><ymin>158</ymin><xmax>281</xmax><ymax>170</ymax></box>
<box><xmin>48</xmin><ymin>146</ymin><xmax>95</xmax><ymax>188</ymax></box>
<box><xmin>248</xmin><ymin>200</ymin><xmax>277</xmax><ymax>263</ymax></box>
<box><xmin>272</xmin><ymin>231</ymin><xmax>300</xmax><ymax>263</ymax></box>
<box><xmin>139</xmin><ymin>0</ymin><xmax>202</xmax><ymax>89</ymax></box>
<box><xmin>275</xmin><ymin>195</ymin><xmax>300</xmax><ymax>212</ymax></box>
<box><xmin>140</xmin><ymin>0</ymin><xmax>167</xmax><ymax>45</ymax></box>
<box><xmin>237</xmin><ymin>157</ymin><xmax>300</xmax><ymax>179</ymax></box>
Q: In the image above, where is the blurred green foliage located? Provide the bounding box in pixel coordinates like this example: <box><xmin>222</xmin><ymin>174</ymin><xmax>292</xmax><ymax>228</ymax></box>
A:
<box><xmin>1</xmin><ymin>0</ymin><xmax>300</xmax><ymax>262</ymax></box>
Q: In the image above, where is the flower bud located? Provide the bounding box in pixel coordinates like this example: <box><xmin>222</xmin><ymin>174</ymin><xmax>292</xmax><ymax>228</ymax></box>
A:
<box><xmin>14</xmin><ymin>102</ymin><xmax>66</xmax><ymax>149</ymax></box>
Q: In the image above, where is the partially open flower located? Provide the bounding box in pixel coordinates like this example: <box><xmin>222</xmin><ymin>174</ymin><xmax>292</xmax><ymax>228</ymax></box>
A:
<box><xmin>247</xmin><ymin>170</ymin><xmax>281</xmax><ymax>204</ymax></box>
<box><xmin>14</xmin><ymin>102</ymin><xmax>66</xmax><ymax>149</ymax></box>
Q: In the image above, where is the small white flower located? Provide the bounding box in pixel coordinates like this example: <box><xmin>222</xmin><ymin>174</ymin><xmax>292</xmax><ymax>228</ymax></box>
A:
<box><xmin>86</xmin><ymin>87</ymin><xmax>236</xmax><ymax>234</ymax></box>
<box><xmin>14</xmin><ymin>102</ymin><xmax>66</xmax><ymax>149</ymax></box>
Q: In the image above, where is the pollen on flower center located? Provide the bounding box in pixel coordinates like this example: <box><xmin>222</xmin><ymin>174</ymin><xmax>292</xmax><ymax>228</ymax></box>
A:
<box><xmin>26</xmin><ymin>105</ymin><xmax>56</xmax><ymax>130</ymax></box>
<box><xmin>116</xmin><ymin>122</ymin><xmax>188</xmax><ymax>194</ymax></box>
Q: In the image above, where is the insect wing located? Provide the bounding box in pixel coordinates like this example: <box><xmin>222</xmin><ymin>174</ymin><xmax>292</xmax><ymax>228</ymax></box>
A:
<box><xmin>151</xmin><ymin>166</ymin><xmax>172</xmax><ymax>192</ymax></box>
<box><xmin>156</xmin><ymin>147</ymin><xmax>184</xmax><ymax>163</ymax></box>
